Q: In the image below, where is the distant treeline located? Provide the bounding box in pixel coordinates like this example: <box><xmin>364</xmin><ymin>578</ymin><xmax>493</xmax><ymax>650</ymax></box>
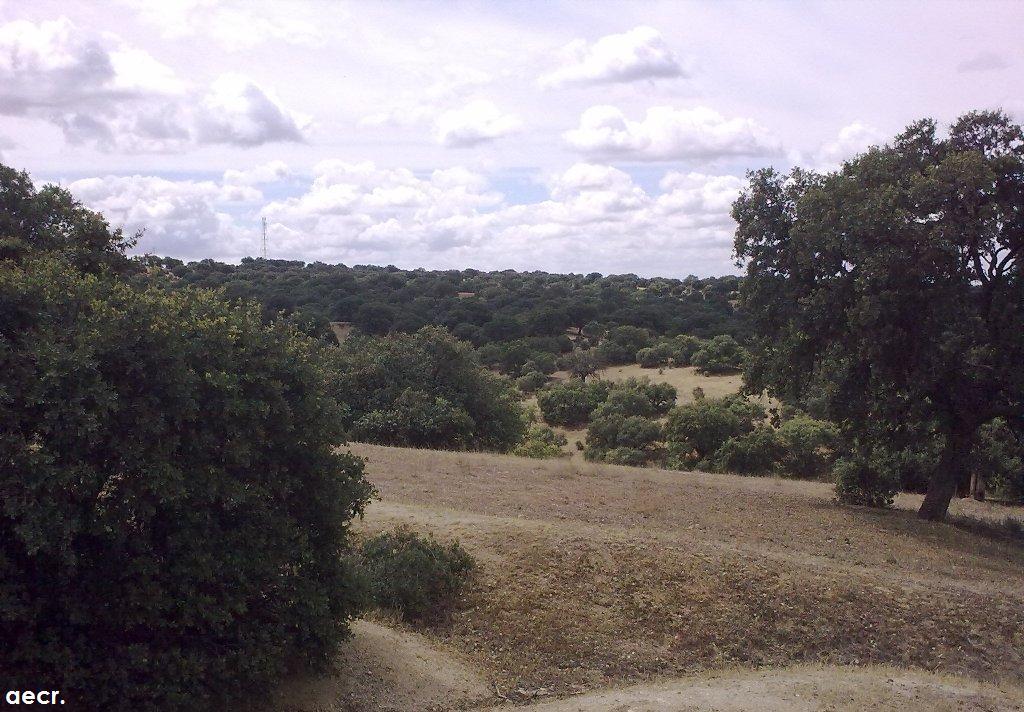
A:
<box><xmin>151</xmin><ymin>257</ymin><xmax>749</xmax><ymax>349</ymax></box>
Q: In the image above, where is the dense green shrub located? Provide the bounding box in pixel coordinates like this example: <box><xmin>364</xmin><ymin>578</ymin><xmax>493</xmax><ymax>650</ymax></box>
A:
<box><xmin>692</xmin><ymin>334</ymin><xmax>747</xmax><ymax>374</ymax></box>
<box><xmin>664</xmin><ymin>398</ymin><xmax>747</xmax><ymax>459</ymax></box>
<box><xmin>973</xmin><ymin>419</ymin><xmax>1024</xmax><ymax>501</ymax></box>
<box><xmin>513</xmin><ymin>424</ymin><xmax>569</xmax><ymax>458</ymax></box>
<box><xmin>358</xmin><ymin>527</ymin><xmax>475</xmax><ymax>622</ymax></box>
<box><xmin>833</xmin><ymin>452</ymin><xmax>900</xmax><ymax>507</ymax></box>
<box><xmin>351</xmin><ymin>389</ymin><xmax>475</xmax><ymax>448</ymax></box>
<box><xmin>1</xmin><ymin>255</ymin><xmax>372</xmax><ymax>710</ymax></box>
<box><xmin>709</xmin><ymin>427</ymin><xmax>784</xmax><ymax>475</ymax></box>
<box><xmin>602</xmin><ymin>447</ymin><xmax>651</xmax><ymax>466</ymax></box>
<box><xmin>667</xmin><ymin>334</ymin><xmax>703</xmax><ymax>366</ymax></box>
<box><xmin>776</xmin><ymin>416</ymin><xmax>840</xmax><ymax>479</ymax></box>
<box><xmin>333</xmin><ymin>326</ymin><xmax>526</xmax><ymax>451</ymax></box>
<box><xmin>636</xmin><ymin>346</ymin><xmax>662</xmax><ymax>368</ymax></box>
<box><xmin>665</xmin><ymin>440</ymin><xmax>700</xmax><ymax>470</ymax></box>
<box><xmin>637</xmin><ymin>341</ymin><xmax>674</xmax><ymax>368</ymax></box>
<box><xmin>536</xmin><ymin>379</ymin><xmax>611</xmax><ymax>426</ymax></box>
<box><xmin>584</xmin><ymin>413</ymin><xmax>662</xmax><ymax>464</ymax></box>
<box><xmin>516</xmin><ymin>370</ymin><xmax>549</xmax><ymax>393</ymax></box>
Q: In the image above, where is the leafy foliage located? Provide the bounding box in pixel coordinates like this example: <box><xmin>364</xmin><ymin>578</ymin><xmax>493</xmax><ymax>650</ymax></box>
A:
<box><xmin>513</xmin><ymin>424</ymin><xmax>569</xmax><ymax>459</ymax></box>
<box><xmin>734</xmin><ymin>111</ymin><xmax>1024</xmax><ymax>519</ymax></box>
<box><xmin>332</xmin><ymin>326</ymin><xmax>526</xmax><ymax>451</ymax></box>
<box><xmin>162</xmin><ymin>258</ymin><xmax>749</xmax><ymax>360</ymax></box>
<box><xmin>664</xmin><ymin>397</ymin><xmax>752</xmax><ymax>460</ymax></box>
<box><xmin>358</xmin><ymin>527</ymin><xmax>475</xmax><ymax>622</ymax></box>
<box><xmin>536</xmin><ymin>379</ymin><xmax>611</xmax><ymax>426</ymax></box>
<box><xmin>692</xmin><ymin>334</ymin><xmax>747</xmax><ymax>374</ymax></box>
<box><xmin>1</xmin><ymin>259</ymin><xmax>371</xmax><ymax>708</ymax></box>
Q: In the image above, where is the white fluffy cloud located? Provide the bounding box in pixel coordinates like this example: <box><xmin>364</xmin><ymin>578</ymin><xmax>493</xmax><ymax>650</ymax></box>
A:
<box><xmin>0</xmin><ymin>17</ymin><xmax>306</xmax><ymax>151</ymax></box>
<box><xmin>539</xmin><ymin>26</ymin><xmax>684</xmax><ymax>88</ymax></box>
<box><xmin>0</xmin><ymin>17</ymin><xmax>184</xmax><ymax>124</ymax></box>
<box><xmin>435</xmin><ymin>100</ymin><xmax>522</xmax><ymax>147</ymax></box>
<box><xmin>222</xmin><ymin>160</ymin><xmax>291</xmax><ymax>185</ymax></box>
<box><xmin>68</xmin><ymin>173</ymin><xmax>262</xmax><ymax>258</ymax></box>
<box><xmin>564</xmin><ymin>105</ymin><xmax>781</xmax><ymax>161</ymax></box>
<box><xmin>811</xmin><ymin>121</ymin><xmax>885</xmax><ymax>170</ymax></box>
<box><xmin>195</xmin><ymin>74</ymin><xmax>308</xmax><ymax>146</ymax></box>
<box><xmin>66</xmin><ymin>160</ymin><xmax>745</xmax><ymax>273</ymax></box>
<box><xmin>124</xmin><ymin>0</ymin><xmax>325</xmax><ymax>50</ymax></box>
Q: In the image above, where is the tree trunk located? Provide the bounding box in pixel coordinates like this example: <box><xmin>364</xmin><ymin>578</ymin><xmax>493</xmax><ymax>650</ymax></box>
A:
<box><xmin>970</xmin><ymin>471</ymin><xmax>986</xmax><ymax>501</ymax></box>
<box><xmin>919</xmin><ymin>428</ymin><xmax>974</xmax><ymax>521</ymax></box>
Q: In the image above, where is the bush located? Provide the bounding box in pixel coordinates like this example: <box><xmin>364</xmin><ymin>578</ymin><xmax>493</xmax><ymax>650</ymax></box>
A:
<box><xmin>602</xmin><ymin>447</ymin><xmax>650</xmax><ymax>466</ymax></box>
<box><xmin>333</xmin><ymin>326</ymin><xmax>526</xmax><ymax>451</ymax></box>
<box><xmin>833</xmin><ymin>453</ymin><xmax>899</xmax><ymax>507</ymax></box>
<box><xmin>1</xmin><ymin>256</ymin><xmax>372</xmax><ymax>710</ymax></box>
<box><xmin>516</xmin><ymin>370</ymin><xmax>549</xmax><ymax>393</ymax></box>
<box><xmin>584</xmin><ymin>413</ymin><xmax>661</xmax><ymax>464</ymax></box>
<box><xmin>709</xmin><ymin>427</ymin><xmax>784</xmax><ymax>475</ymax></box>
<box><xmin>665</xmin><ymin>440</ymin><xmax>700</xmax><ymax>470</ymax></box>
<box><xmin>536</xmin><ymin>379</ymin><xmax>611</xmax><ymax>426</ymax></box>
<box><xmin>513</xmin><ymin>424</ymin><xmax>569</xmax><ymax>459</ymax></box>
<box><xmin>351</xmin><ymin>389</ymin><xmax>474</xmax><ymax>448</ymax></box>
<box><xmin>973</xmin><ymin>419</ymin><xmax>1024</xmax><ymax>501</ymax></box>
<box><xmin>664</xmin><ymin>398</ymin><xmax>746</xmax><ymax>459</ymax></box>
<box><xmin>667</xmin><ymin>335</ymin><xmax>703</xmax><ymax>366</ymax></box>
<box><xmin>636</xmin><ymin>347</ymin><xmax>661</xmax><ymax>368</ymax></box>
<box><xmin>358</xmin><ymin>527</ymin><xmax>475</xmax><ymax>622</ymax></box>
<box><xmin>776</xmin><ymin>416</ymin><xmax>839</xmax><ymax>479</ymax></box>
<box><xmin>692</xmin><ymin>334</ymin><xmax>747</xmax><ymax>374</ymax></box>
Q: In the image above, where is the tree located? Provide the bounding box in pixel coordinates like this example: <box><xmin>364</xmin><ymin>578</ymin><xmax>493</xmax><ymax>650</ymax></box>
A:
<box><xmin>733</xmin><ymin>111</ymin><xmax>1024</xmax><ymax>520</ymax></box>
<box><xmin>1</xmin><ymin>256</ymin><xmax>371</xmax><ymax>708</ymax></box>
<box><xmin>0</xmin><ymin>165</ymin><xmax>136</xmax><ymax>273</ymax></box>
<box><xmin>561</xmin><ymin>348</ymin><xmax>601</xmax><ymax>381</ymax></box>
<box><xmin>536</xmin><ymin>379</ymin><xmax>610</xmax><ymax>426</ymax></box>
<box><xmin>691</xmin><ymin>334</ymin><xmax>746</xmax><ymax>374</ymax></box>
<box><xmin>664</xmin><ymin>398</ymin><xmax>748</xmax><ymax>460</ymax></box>
<box><xmin>332</xmin><ymin>326</ymin><xmax>526</xmax><ymax>451</ymax></box>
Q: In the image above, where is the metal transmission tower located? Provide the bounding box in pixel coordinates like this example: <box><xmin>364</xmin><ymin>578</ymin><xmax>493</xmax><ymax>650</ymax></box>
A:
<box><xmin>261</xmin><ymin>216</ymin><xmax>267</xmax><ymax>259</ymax></box>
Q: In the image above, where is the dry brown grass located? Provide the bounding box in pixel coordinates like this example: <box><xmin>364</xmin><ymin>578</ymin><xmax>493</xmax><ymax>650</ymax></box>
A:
<box><xmin>349</xmin><ymin>443</ymin><xmax>1024</xmax><ymax>700</ymax></box>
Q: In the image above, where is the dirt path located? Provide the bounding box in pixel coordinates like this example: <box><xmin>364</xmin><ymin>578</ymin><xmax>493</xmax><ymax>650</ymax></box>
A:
<box><xmin>489</xmin><ymin>666</ymin><xmax>1024</xmax><ymax>712</ymax></box>
<box><xmin>268</xmin><ymin>619</ymin><xmax>490</xmax><ymax>711</ymax></box>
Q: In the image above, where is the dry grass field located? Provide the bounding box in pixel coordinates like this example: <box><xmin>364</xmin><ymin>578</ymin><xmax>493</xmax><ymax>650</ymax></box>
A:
<box><xmin>272</xmin><ymin>444</ymin><xmax>1024</xmax><ymax>711</ymax></box>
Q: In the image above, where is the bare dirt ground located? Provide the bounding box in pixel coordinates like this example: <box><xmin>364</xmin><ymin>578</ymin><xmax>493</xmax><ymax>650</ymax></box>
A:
<box><xmin>278</xmin><ymin>444</ymin><xmax>1024</xmax><ymax>711</ymax></box>
<box><xmin>268</xmin><ymin>618</ymin><xmax>490</xmax><ymax>712</ymax></box>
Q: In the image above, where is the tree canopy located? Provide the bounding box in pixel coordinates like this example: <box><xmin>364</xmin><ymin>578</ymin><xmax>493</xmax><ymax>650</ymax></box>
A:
<box><xmin>1</xmin><ymin>165</ymin><xmax>372</xmax><ymax>708</ymax></box>
<box><xmin>733</xmin><ymin>110</ymin><xmax>1023</xmax><ymax>520</ymax></box>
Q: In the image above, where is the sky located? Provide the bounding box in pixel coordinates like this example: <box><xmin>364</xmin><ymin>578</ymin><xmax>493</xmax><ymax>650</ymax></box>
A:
<box><xmin>1</xmin><ymin>0</ymin><xmax>1022</xmax><ymax>277</ymax></box>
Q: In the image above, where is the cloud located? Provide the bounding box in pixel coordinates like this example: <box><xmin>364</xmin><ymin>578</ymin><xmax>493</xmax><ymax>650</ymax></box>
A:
<box><xmin>811</xmin><ymin>121</ymin><xmax>885</xmax><ymax>170</ymax></box>
<box><xmin>0</xmin><ymin>18</ymin><xmax>307</xmax><ymax>151</ymax></box>
<box><xmin>254</xmin><ymin>161</ymin><xmax>742</xmax><ymax>272</ymax></box>
<box><xmin>123</xmin><ymin>0</ymin><xmax>325</xmax><ymax>50</ymax></box>
<box><xmin>195</xmin><ymin>74</ymin><xmax>308</xmax><ymax>146</ymax></box>
<box><xmin>564</xmin><ymin>105</ymin><xmax>782</xmax><ymax>161</ymax></box>
<box><xmin>957</xmin><ymin>51</ymin><xmax>1010</xmax><ymax>73</ymax></box>
<box><xmin>539</xmin><ymin>26</ymin><xmax>685</xmax><ymax>88</ymax></box>
<box><xmin>434</xmin><ymin>100</ymin><xmax>522</xmax><ymax>147</ymax></box>
<box><xmin>67</xmin><ymin>173</ymin><xmax>261</xmax><ymax>258</ymax></box>
<box><xmin>222</xmin><ymin>160</ymin><xmax>292</xmax><ymax>185</ymax></box>
<box><xmin>0</xmin><ymin>17</ymin><xmax>147</xmax><ymax>114</ymax></box>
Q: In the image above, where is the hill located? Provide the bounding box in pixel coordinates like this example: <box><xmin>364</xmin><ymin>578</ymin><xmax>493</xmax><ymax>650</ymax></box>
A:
<box><xmin>271</xmin><ymin>444</ymin><xmax>1024</xmax><ymax>711</ymax></box>
<box><xmin>153</xmin><ymin>257</ymin><xmax>748</xmax><ymax>348</ymax></box>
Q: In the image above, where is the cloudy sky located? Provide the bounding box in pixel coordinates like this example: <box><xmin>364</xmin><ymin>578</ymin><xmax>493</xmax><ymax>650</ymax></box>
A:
<box><xmin>2</xmin><ymin>0</ymin><xmax>1021</xmax><ymax>276</ymax></box>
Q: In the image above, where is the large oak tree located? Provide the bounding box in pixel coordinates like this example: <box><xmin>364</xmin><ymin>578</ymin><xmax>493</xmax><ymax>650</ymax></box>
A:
<box><xmin>732</xmin><ymin>111</ymin><xmax>1023</xmax><ymax>520</ymax></box>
